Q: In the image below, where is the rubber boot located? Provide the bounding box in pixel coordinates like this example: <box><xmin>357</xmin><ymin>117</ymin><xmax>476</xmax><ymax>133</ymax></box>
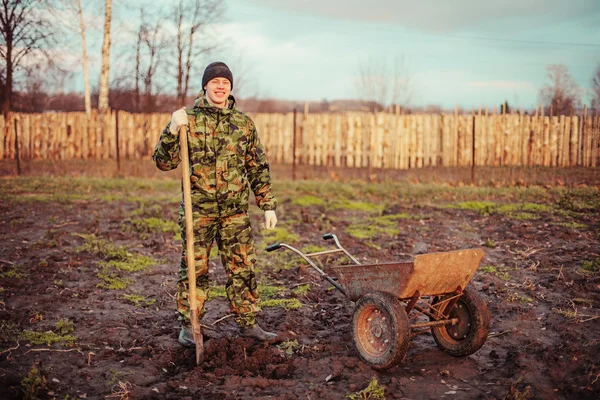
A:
<box><xmin>240</xmin><ymin>324</ymin><xmax>277</xmax><ymax>341</ymax></box>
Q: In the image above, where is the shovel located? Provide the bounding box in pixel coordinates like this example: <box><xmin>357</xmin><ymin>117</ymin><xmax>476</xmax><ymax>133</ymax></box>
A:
<box><xmin>179</xmin><ymin>125</ymin><xmax>204</xmax><ymax>365</ymax></box>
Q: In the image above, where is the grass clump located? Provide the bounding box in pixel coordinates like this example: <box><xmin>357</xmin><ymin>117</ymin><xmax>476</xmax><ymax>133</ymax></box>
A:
<box><xmin>445</xmin><ymin>201</ymin><xmax>551</xmax><ymax>220</ymax></box>
<box><xmin>74</xmin><ymin>234</ymin><xmax>130</xmax><ymax>260</ymax></box>
<box><xmin>21</xmin><ymin>363</ymin><xmax>47</xmax><ymax>400</ymax></box>
<box><xmin>557</xmin><ymin>222</ymin><xmax>586</xmax><ymax>230</ymax></box>
<box><xmin>346</xmin><ymin>377</ymin><xmax>386</xmax><ymax>400</ymax></box>
<box><xmin>581</xmin><ymin>259</ymin><xmax>599</xmax><ymax>273</ymax></box>
<box><xmin>21</xmin><ymin>330</ymin><xmax>77</xmax><ymax>346</ymax></box>
<box><xmin>332</xmin><ymin>200</ymin><xmax>383</xmax><ymax>214</ymax></box>
<box><xmin>259</xmin><ymin>284</ymin><xmax>286</xmax><ymax>300</ymax></box>
<box><xmin>122</xmin><ymin>294</ymin><xmax>156</xmax><ymax>307</ymax></box>
<box><xmin>97</xmin><ymin>267</ymin><xmax>131</xmax><ymax>290</ymax></box>
<box><xmin>101</xmin><ymin>254</ymin><xmax>155</xmax><ymax>273</ymax></box>
<box><xmin>209</xmin><ymin>284</ymin><xmax>227</xmax><ymax>298</ymax></box>
<box><xmin>292</xmin><ymin>195</ymin><xmax>325</xmax><ymax>207</ymax></box>
<box><xmin>0</xmin><ymin>264</ymin><xmax>24</xmax><ymax>278</ymax></box>
<box><xmin>507</xmin><ymin>292</ymin><xmax>533</xmax><ymax>304</ymax></box>
<box><xmin>480</xmin><ymin>265</ymin><xmax>511</xmax><ymax>281</ymax></box>
<box><xmin>260</xmin><ymin>298</ymin><xmax>302</xmax><ymax>310</ymax></box>
<box><xmin>292</xmin><ymin>284</ymin><xmax>311</xmax><ymax>296</ymax></box>
<box><xmin>301</xmin><ymin>245</ymin><xmax>328</xmax><ymax>254</ymax></box>
<box><xmin>346</xmin><ymin>218</ymin><xmax>401</xmax><ymax>239</ymax></box>
<box><xmin>123</xmin><ymin>217</ymin><xmax>178</xmax><ymax>235</ymax></box>
<box><xmin>0</xmin><ymin>321</ymin><xmax>21</xmax><ymax>342</ymax></box>
<box><xmin>262</xmin><ymin>227</ymin><xmax>299</xmax><ymax>244</ymax></box>
<box><xmin>55</xmin><ymin>319</ymin><xmax>74</xmax><ymax>335</ymax></box>
<box><xmin>278</xmin><ymin>339</ymin><xmax>300</xmax><ymax>356</ymax></box>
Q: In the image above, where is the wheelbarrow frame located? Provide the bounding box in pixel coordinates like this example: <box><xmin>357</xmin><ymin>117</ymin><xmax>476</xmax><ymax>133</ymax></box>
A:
<box><xmin>266</xmin><ymin>233</ymin><xmax>490</xmax><ymax>369</ymax></box>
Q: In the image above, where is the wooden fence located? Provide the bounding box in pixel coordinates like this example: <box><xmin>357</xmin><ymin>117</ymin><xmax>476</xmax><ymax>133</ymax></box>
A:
<box><xmin>1</xmin><ymin>109</ymin><xmax>598</xmax><ymax>168</ymax></box>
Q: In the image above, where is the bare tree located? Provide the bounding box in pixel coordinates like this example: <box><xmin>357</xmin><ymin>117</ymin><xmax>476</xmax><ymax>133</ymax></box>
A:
<box><xmin>539</xmin><ymin>64</ymin><xmax>582</xmax><ymax>116</ymax></box>
<box><xmin>172</xmin><ymin>0</ymin><xmax>223</xmax><ymax>107</ymax></box>
<box><xmin>98</xmin><ymin>0</ymin><xmax>112</xmax><ymax>112</ymax></box>
<box><xmin>592</xmin><ymin>64</ymin><xmax>600</xmax><ymax>112</ymax></box>
<box><xmin>75</xmin><ymin>0</ymin><xmax>91</xmax><ymax>115</ymax></box>
<box><xmin>355</xmin><ymin>55</ymin><xmax>413</xmax><ymax>112</ymax></box>
<box><xmin>0</xmin><ymin>0</ymin><xmax>56</xmax><ymax>116</ymax></box>
<box><xmin>135</xmin><ymin>11</ymin><xmax>165</xmax><ymax>113</ymax></box>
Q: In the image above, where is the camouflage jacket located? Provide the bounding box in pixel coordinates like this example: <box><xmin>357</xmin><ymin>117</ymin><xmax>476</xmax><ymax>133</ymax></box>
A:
<box><xmin>153</xmin><ymin>91</ymin><xmax>277</xmax><ymax>217</ymax></box>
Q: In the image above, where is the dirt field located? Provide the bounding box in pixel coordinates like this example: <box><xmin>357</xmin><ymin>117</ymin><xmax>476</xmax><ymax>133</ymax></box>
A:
<box><xmin>0</xmin><ymin>162</ymin><xmax>599</xmax><ymax>399</ymax></box>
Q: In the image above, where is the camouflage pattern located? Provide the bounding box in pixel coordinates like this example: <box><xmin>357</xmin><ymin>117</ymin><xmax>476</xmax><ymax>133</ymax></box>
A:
<box><xmin>153</xmin><ymin>90</ymin><xmax>277</xmax><ymax>217</ymax></box>
<box><xmin>177</xmin><ymin>210</ymin><xmax>259</xmax><ymax>327</ymax></box>
<box><xmin>154</xmin><ymin>90</ymin><xmax>275</xmax><ymax>328</ymax></box>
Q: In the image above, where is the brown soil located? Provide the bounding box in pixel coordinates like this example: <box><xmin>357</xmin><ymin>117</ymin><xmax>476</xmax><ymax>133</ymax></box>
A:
<box><xmin>0</xmin><ymin>163</ymin><xmax>599</xmax><ymax>400</ymax></box>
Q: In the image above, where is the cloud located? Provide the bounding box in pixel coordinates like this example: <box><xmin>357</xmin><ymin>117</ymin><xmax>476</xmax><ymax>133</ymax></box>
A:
<box><xmin>251</xmin><ymin>0</ymin><xmax>599</xmax><ymax>33</ymax></box>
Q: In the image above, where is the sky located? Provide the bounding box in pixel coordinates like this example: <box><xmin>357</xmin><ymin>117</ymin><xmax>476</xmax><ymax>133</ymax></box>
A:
<box><xmin>77</xmin><ymin>0</ymin><xmax>600</xmax><ymax>109</ymax></box>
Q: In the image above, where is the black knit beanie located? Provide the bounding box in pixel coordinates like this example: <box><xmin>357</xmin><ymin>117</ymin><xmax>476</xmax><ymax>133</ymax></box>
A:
<box><xmin>202</xmin><ymin>62</ymin><xmax>234</xmax><ymax>91</ymax></box>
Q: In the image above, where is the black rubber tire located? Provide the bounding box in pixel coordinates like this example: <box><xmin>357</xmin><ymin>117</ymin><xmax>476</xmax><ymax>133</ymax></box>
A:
<box><xmin>352</xmin><ymin>291</ymin><xmax>410</xmax><ymax>370</ymax></box>
<box><xmin>431</xmin><ymin>287</ymin><xmax>490</xmax><ymax>357</ymax></box>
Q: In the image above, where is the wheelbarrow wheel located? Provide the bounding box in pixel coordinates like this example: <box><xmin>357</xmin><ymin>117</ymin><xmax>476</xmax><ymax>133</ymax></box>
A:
<box><xmin>430</xmin><ymin>287</ymin><xmax>490</xmax><ymax>357</ymax></box>
<box><xmin>352</xmin><ymin>291</ymin><xmax>410</xmax><ymax>370</ymax></box>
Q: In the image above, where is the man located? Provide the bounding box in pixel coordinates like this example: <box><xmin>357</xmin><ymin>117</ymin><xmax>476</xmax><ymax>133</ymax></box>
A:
<box><xmin>153</xmin><ymin>61</ymin><xmax>278</xmax><ymax>346</ymax></box>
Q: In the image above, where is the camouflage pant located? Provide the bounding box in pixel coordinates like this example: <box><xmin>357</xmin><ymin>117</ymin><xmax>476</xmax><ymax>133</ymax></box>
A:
<box><xmin>177</xmin><ymin>208</ymin><xmax>260</xmax><ymax>327</ymax></box>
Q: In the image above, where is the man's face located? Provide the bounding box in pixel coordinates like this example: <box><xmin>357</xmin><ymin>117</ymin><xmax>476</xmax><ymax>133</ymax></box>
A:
<box><xmin>204</xmin><ymin>77</ymin><xmax>231</xmax><ymax>108</ymax></box>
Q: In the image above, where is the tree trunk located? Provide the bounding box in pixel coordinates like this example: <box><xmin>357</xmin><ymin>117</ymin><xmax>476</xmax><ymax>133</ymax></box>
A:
<box><xmin>77</xmin><ymin>0</ymin><xmax>91</xmax><ymax>115</ymax></box>
<box><xmin>98</xmin><ymin>0</ymin><xmax>112</xmax><ymax>112</ymax></box>
<box><xmin>2</xmin><ymin>40</ymin><xmax>13</xmax><ymax>117</ymax></box>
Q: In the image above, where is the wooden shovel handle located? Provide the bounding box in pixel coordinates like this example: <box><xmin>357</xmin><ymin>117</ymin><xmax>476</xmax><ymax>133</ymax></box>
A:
<box><xmin>179</xmin><ymin>125</ymin><xmax>204</xmax><ymax>365</ymax></box>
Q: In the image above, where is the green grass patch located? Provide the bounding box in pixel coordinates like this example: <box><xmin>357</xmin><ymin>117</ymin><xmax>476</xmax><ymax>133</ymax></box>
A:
<box><xmin>262</xmin><ymin>227</ymin><xmax>299</xmax><ymax>244</ymax></box>
<box><xmin>55</xmin><ymin>319</ymin><xmax>74</xmax><ymax>335</ymax></box>
<box><xmin>209</xmin><ymin>285</ymin><xmax>227</xmax><ymax>298</ymax></box>
<box><xmin>301</xmin><ymin>245</ymin><xmax>328</xmax><ymax>254</ymax></box>
<box><xmin>483</xmin><ymin>238</ymin><xmax>497</xmax><ymax>248</ymax></box>
<box><xmin>557</xmin><ymin>221</ymin><xmax>586</xmax><ymax>230</ymax></box>
<box><xmin>259</xmin><ymin>284</ymin><xmax>286</xmax><ymax>300</ymax></box>
<box><xmin>21</xmin><ymin>330</ymin><xmax>77</xmax><ymax>346</ymax></box>
<box><xmin>445</xmin><ymin>201</ymin><xmax>551</xmax><ymax>220</ymax></box>
<box><xmin>346</xmin><ymin>217</ymin><xmax>401</xmax><ymax>239</ymax></box>
<box><xmin>572</xmin><ymin>298</ymin><xmax>594</xmax><ymax>305</ymax></box>
<box><xmin>346</xmin><ymin>377</ymin><xmax>386</xmax><ymax>400</ymax></box>
<box><xmin>507</xmin><ymin>292</ymin><xmax>533</xmax><ymax>304</ymax></box>
<box><xmin>97</xmin><ymin>266</ymin><xmax>131</xmax><ymax>290</ymax></box>
<box><xmin>122</xmin><ymin>294</ymin><xmax>156</xmax><ymax>307</ymax></box>
<box><xmin>292</xmin><ymin>284</ymin><xmax>311</xmax><ymax>296</ymax></box>
<box><xmin>0</xmin><ymin>321</ymin><xmax>21</xmax><ymax>342</ymax></box>
<box><xmin>123</xmin><ymin>217</ymin><xmax>178</xmax><ymax>234</ymax></box>
<box><xmin>292</xmin><ymin>195</ymin><xmax>325</xmax><ymax>207</ymax></box>
<box><xmin>581</xmin><ymin>259</ymin><xmax>599</xmax><ymax>272</ymax></box>
<box><xmin>479</xmin><ymin>265</ymin><xmax>511</xmax><ymax>281</ymax></box>
<box><xmin>0</xmin><ymin>264</ymin><xmax>24</xmax><ymax>278</ymax></box>
<box><xmin>260</xmin><ymin>298</ymin><xmax>302</xmax><ymax>310</ymax></box>
<box><xmin>100</xmin><ymin>254</ymin><xmax>155</xmax><ymax>273</ymax></box>
<box><xmin>332</xmin><ymin>200</ymin><xmax>383</xmax><ymax>213</ymax></box>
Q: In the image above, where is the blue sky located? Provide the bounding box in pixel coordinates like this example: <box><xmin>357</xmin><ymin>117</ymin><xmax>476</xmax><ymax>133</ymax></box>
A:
<box><xmin>78</xmin><ymin>0</ymin><xmax>600</xmax><ymax>109</ymax></box>
<box><xmin>215</xmin><ymin>0</ymin><xmax>600</xmax><ymax>108</ymax></box>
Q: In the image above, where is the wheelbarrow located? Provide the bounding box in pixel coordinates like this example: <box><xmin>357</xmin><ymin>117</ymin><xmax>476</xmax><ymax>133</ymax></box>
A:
<box><xmin>266</xmin><ymin>233</ymin><xmax>490</xmax><ymax>370</ymax></box>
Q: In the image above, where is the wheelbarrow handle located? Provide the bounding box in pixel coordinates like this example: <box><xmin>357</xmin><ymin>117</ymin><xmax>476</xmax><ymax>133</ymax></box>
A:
<box><xmin>266</xmin><ymin>243</ymin><xmax>281</xmax><ymax>252</ymax></box>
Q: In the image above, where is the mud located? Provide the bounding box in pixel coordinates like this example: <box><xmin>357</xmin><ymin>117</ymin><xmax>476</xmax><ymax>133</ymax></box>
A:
<box><xmin>0</xmin><ymin>168</ymin><xmax>599</xmax><ymax>399</ymax></box>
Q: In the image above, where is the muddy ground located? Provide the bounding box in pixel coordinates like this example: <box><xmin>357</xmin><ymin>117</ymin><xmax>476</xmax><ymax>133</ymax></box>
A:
<box><xmin>0</xmin><ymin>162</ymin><xmax>599</xmax><ymax>399</ymax></box>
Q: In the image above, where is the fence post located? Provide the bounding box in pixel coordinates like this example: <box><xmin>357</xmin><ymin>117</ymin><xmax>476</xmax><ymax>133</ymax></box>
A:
<box><xmin>14</xmin><ymin>116</ymin><xmax>21</xmax><ymax>175</ymax></box>
<box><xmin>471</xmin><ymin>114</ymin><xmax>476</xmax><ymax>185</ymax></box>
<box><xmin>115</xmin><ymin>109</ymin><xmax>120</xmax><ymax>173</ymax></box>
<box><xmin>292</xmin><ymin>108</ymin><xmax>297</xmax><ymax>181</ymax></box>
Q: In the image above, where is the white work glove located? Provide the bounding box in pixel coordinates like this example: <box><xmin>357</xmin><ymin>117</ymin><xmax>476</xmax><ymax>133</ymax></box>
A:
<box><xmin>264</xmin><ymin>210</ymin><xmax>277</xmax><ymax>230</ymax></box>
<box><xmin>169</xmin><ymin>107</ymin><xmax>188</xmax><ymax>134</ymax></box>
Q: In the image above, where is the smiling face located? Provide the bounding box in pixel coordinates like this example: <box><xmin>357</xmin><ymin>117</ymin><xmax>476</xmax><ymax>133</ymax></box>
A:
<box><xmin>204</xmin><ymin>77</ymin><xmax>231</xmax><ymax>108</ymax></box>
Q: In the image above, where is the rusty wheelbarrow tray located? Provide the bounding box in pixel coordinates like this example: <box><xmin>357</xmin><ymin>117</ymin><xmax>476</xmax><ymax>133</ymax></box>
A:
<box><xmin>266</xmin><ymin>233</ymin><xmax>490</xmax><ymax>370</ymax></box>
